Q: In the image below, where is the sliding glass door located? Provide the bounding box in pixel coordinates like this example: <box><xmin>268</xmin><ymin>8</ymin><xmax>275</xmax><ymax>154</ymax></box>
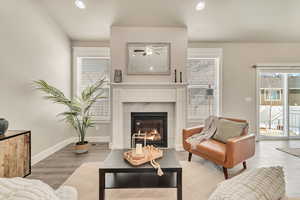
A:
<box><xmin>288</xmin><ymin>74</ymin><xmax>300</xmax><ymax>137</ymax></box>
<box><xmin>258</xmin><ymin>72</ymin><xmax>285</xmax><ymax>137</ymax></box>
<box><xmin>258</xmin><ymin>70</ymin><xmax>300</xmax><ymax>139</ymax></box>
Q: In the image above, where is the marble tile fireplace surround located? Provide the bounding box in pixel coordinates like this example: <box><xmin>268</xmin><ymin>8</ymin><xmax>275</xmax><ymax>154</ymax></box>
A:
<box><xmin>111</xmin><ymin>82</ymin><xmax>187</xmax><ymax>150</ymax></box>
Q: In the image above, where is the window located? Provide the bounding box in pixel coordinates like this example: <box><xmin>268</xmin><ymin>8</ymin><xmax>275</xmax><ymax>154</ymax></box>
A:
<box><xmin>264</xmin><ymin>89</ymin><xmax>282</xmax><ymax>101</ymax></box>
<box><xmin>73</xmin><ymin>47</ymin><xmax>111</xmax><ymax>122</ymax></box>
<box><xmin>187</xmin><ymin>48</ymin><xmax>222</xmax><ymax>122</ymax></box>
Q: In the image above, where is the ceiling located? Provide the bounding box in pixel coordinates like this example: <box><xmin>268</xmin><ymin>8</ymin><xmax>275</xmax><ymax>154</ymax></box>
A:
<box><xmin>39</xmin><ymin>0</ymin><xmax>300</xmax><ymax>42</ymax></box>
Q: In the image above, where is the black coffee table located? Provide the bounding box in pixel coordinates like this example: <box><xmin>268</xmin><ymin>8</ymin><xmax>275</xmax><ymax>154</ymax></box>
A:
<box><xmin>99</xmin><ymin>149</ymin><xmax>182</xmax><ymax>200</ymax></box>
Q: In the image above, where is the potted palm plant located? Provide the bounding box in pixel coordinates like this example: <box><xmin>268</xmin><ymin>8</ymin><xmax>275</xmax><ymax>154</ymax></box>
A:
<box><xmin>34</xmin><ymin>79</ymin><xmax>106</xmax><ymax>154</ymax></box>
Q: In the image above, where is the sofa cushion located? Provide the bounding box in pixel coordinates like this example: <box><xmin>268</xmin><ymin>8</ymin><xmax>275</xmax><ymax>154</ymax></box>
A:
<box><xmin>208</xmin><ymin>166</ymin><xmax>286</xmax><ymax>200</ymax></box>
<box><xmin>213</xmin><ymin>119</ymin><xmax>247</xmax><ymax>143</ymax></box>
<box><xmin>55</xmin><ymin>186</ymin><xmax>78</xmax><ymax>200</ymax></box>
<box><xmin>196</xmin><ymin>139</ymin><xmax>226</xmax><ymax>162</ymax></box>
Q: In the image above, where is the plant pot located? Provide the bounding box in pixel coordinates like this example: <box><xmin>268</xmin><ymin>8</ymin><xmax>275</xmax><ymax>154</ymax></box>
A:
<box><xmin>74</xmin><ymin>141</ymin><xmax>89</xmax><ymax>154</ymax></box>
<box><xmin>0</xmin><ymin>118</ymin><xmax>9</xmax><ymax>135</ymax></box>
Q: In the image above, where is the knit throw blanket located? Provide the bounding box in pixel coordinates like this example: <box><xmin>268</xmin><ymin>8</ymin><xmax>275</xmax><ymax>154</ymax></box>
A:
<box><xmin>186</xmin><ymin>116</ymin><xmax>218</xmax><ymax>149</ymax></box>
<box><xmin>0</xmin><ymin>177</ymin><xmax>59</xmax><ymax>200</ymax></box>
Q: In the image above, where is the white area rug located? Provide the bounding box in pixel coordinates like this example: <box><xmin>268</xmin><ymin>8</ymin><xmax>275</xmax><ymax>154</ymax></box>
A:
<box><xmin>277</xmin><ymin>148</ymin><xmax>300</xmax><ymax>158</ymax></box>
<box><xmin>63</xmin><ymin>161</ymin><xmax>224</xmax><ymax>200</ymax></box>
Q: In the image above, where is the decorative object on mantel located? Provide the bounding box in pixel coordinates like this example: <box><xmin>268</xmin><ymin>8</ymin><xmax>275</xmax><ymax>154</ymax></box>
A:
<box><xmin>0</xmin><ymin>118</ymin><xmax>9</xmax><ymax>135</ymax></box>
<box><xmin>113</xmin><ymin>69</ymin><xmax>122</xmax><ymax>83</ymax></box>
<box><xmin>127</xmin><ymin>43</ymin><xmax>170</xmax><ymax>75</ymax></box>
<box><xmin>124</xmin><ymin>145</ymin><xmax>164</xmax><ymax>176</ymax></box>
<box><xmin>34</xmin><ymin>79</ymin><xmax>107</xmax><ymax>154</ymax></box>
<box><xmin>180</xmin><ymin>72</ymin><xmax>183</xmax><ymax>83</ymax></box>
<box><xmin>174</xmin><ymin>69</ymin><xmax>177</xmax><ymax>83</ymax></box>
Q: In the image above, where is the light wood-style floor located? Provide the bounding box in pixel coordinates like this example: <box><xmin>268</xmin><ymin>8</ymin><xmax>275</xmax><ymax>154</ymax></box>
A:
<box><xmin>27</xmin><ymin>140</ymin><xmax>300</xmax><ymax>197</ymax></box>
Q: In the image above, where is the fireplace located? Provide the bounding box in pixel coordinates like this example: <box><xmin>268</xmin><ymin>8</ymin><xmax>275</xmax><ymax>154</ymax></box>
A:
<box><xmin>131</xmin><ymin>112</ymin><xmax>168</xmax><ymax>148</ymax></box>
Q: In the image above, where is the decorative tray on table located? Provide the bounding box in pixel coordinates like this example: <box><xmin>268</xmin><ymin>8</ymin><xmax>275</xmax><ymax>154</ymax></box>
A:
<box><xmin>123</xmin><ymin>145</ymin><xmax>163</xmax><ymax>166</ymax></box>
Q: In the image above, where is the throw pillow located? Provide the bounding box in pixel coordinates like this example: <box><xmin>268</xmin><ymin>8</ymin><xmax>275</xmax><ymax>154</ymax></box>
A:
<box><xmin>213</xmin><ymin>119</ymin><xmax>247</xmax><ymax>143</ymax></box>
<box><xmin>208</xmin><ymin>166</ymin><xmax>286</xmax><ymax>200</ymax></box>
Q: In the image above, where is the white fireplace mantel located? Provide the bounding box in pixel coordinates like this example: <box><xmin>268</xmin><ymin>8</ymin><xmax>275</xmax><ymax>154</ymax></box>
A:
<box><xmin>111</xmin><ymin>82</ymin><xmax>187</xmax><ymax>150</ymax></box>
<box><xmin>111</xmin><ymin>82</ymin><xmax>188</xmax><ymax>90</ymax></box>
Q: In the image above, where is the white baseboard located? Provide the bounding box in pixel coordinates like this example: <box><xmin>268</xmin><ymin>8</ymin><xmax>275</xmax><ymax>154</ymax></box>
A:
<box><xmin>109</xmin><ymin>142</ymin><xmax>113</xmax><ymax>149</ymax></box>
<box><xmin>31</xmin><ymin>136</ymin><xmax>110</xmax><ymax>166</ymax></box>
<box><xmin>86</xmin><ymin>136</ymin><xmax>110</xmax><ymax>143</ymax></box>
<box><xmin>175</xmin><ymin>144</ymin><xmax>184</xmax><ymax>151</ymax></box>
<box><xmin>31</xmin><ymin>137</ymin><xmax>75</xmax><ymax>166</ymax></box>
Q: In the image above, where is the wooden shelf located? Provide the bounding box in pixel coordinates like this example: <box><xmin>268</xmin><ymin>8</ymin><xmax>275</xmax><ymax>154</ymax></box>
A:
<box><xmin>104</xmin><ymin>172</ymin><xmax>177</xmax><ymax>189</ymax></box>
<box><xmin>111</xmin><ymin>82</ymin><xmax>188</xmax><ymax>88</ymax></box>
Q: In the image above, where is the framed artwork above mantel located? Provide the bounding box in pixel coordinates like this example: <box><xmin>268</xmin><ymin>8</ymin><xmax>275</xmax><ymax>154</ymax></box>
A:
<box><xmin>127</xmin><ymin>42</ymin><xmax>171</xmax><ymax>75</ymax></box>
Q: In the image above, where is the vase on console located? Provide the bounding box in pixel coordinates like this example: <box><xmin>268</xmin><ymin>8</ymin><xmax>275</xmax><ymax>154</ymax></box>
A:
<box><xmin>0</xmin><ymin>118</ymin><xmax>9</xmax><ymax>135</ymax></box>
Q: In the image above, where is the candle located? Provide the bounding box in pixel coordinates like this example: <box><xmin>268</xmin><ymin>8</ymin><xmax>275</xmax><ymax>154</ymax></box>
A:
<box><xmin>135</xmin><ymin>143</ymin><xmax>143</xmax><ymax>155</ymax></box>
<box><xmin>180</xmin><ymin>72</ymin><xmax>182</xmax><ymax>83</ymax></box>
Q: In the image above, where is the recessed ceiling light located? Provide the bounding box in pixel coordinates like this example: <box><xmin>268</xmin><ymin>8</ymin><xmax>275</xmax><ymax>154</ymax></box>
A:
<box><xmin>75</xmin><ymin>0</ymin><xmax>86</xmax><ymax>9</ymax></box>
<box><xmin>196</xmin><ymin>0</ymin><xmax>205</xmax><ymax>11</ymax></box>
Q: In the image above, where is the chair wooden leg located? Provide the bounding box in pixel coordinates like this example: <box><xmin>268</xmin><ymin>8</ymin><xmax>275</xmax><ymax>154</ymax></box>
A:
<box><xmin>243</xmin><ymin>161</ymin><xmax>247</xmax><ymax>169</ymax></box>
<box><xmin>223</xmin><ymin>167</ymin><xmax>228</xmax><ymax>179</ymax></box>
<box><xmin>188</xmin><ymin>153</ymin><xmax>192</xmax><ymax>162</ymax></box>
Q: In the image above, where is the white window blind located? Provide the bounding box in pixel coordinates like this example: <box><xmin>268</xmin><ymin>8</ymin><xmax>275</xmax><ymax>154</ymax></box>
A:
<box><xmin>187</xmin><ymin>49</ymin><xmax>221</xmax><ymax>122</ymax></box>
<box><xmin>78</xmin><ymin>57</ymin><xmax>110</xmax><ymax>121</ymax></box>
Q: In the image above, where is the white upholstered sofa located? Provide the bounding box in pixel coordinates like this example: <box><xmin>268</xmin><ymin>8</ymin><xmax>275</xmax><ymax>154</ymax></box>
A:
<box><xmin>208</xmin><ymin>166</ymin><xmax>300</xmax><ymax>200</ymax></box>
<box><xmin>1</xmin><ymin>169</ymin><xmax>299</xmax><ymax>200</ymax></box>
<box><xmin>0</xmin><ymin>177</ymin><xmax>77</xmax><ymax>200</ymax></box>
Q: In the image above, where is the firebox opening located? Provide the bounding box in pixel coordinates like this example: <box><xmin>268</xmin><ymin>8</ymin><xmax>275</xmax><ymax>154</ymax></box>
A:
<box><xmin>131</xmin><ymin>112</ymin><xmax>168</xmax><ymax>148</ymax></box>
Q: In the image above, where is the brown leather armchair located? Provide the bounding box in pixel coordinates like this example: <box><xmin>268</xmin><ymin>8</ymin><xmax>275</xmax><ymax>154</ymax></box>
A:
<box><xmin>183</xmin><ymin>117</ymin><xmax>255</xmax><ymax>179</ymax></box>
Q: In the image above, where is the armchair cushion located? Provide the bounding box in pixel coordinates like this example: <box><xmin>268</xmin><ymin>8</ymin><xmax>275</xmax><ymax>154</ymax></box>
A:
<box><xmin>213</xmin><ymin>119</ymin><xmax>248</xmax><ymax>143</ymax></box>
<box><xmin>196</xmin><ymin>139</ymin><xmax>226</xmax><ymax>162</ymax></box>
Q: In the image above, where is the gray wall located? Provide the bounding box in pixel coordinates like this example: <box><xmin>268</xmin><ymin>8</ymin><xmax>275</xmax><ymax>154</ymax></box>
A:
<box><xmin>0</xmin><ymin>0</ymin><xmax>72</xmax><ymax>155</ymax></box>
<box><xmin>85</xmin><ymin>124</ymin><xmax>111</xmax><ymax>137</ymax></box>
